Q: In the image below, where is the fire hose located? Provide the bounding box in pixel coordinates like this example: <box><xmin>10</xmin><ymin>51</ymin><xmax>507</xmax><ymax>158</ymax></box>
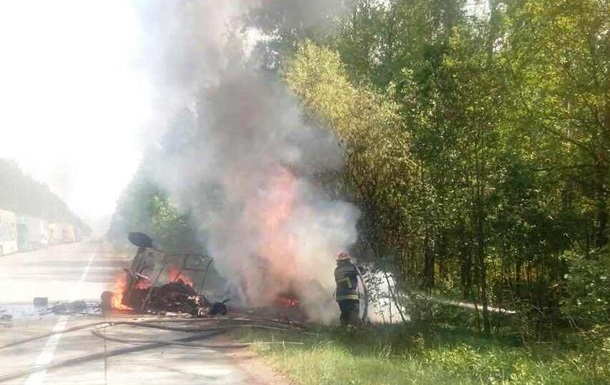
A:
<box><xmin>0</xmin><ymin>317</ymin><xmax>302</xmax><ymax>383</ymax></box>
<box><xmin>357</xmin><ymin>267</ymin><xmax>369</xmax><ymax>323</ymax></box>
<box><xmin>90</xmin><ymin>328</ymin><xmax>303</xmax><ymax>348</ymax></box>
<box><xmin>0</xmin><ymin>329</ymin><xmax>226</xmax><ymax>383</ymax></box>
<box><xmin>0</xmin><ymin>317</ymin><xmax>297</xmax><ymax>350</ymax></box>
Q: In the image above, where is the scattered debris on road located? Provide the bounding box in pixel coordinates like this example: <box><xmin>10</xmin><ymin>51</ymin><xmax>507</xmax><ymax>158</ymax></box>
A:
<box><xmin>33</xmin><ymin>297</ymin><xmax>48</xmax><ymax>307</ymax></box>
<box><xmin>49</xmin><ymin>300</ymin><xmax>99</xmax><ymax>315</ymax></box>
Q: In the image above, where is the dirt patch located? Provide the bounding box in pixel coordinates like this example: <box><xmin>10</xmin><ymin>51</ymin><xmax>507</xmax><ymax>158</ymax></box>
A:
<box><xmin>215</xmin><ymin>335</ymin><xmax>297</xmax><ymax>385</ymax></box>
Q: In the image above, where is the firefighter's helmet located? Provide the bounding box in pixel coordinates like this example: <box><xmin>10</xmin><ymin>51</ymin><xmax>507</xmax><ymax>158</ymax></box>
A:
<box><xmin>337</xmin><ymin>251</ymin><xmax>350</xmax><ymax>260</ymax></box>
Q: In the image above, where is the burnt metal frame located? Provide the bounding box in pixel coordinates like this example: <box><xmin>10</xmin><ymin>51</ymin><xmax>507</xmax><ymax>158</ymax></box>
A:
<box><xmin>172</xmin><ymin>255</ymin><xmax>214</xmax><ymax>296</ymax></box>
<box><xmin>124</xmin><ymin>247</ymin><xmax>214</xmax><ymax>310</ymax></box>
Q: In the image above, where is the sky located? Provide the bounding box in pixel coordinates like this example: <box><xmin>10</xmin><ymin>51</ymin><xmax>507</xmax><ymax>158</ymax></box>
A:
<box><xmin>0</xmin><ymin>1</ymin><xmax>151</xmax><ymax>229</ymax></box>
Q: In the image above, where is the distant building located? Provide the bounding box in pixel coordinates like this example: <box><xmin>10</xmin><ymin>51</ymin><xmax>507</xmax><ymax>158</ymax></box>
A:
<box><xmin>0</xmin><ymin>209</ymin><xmax>18</xmax><ymax>255</ymax></box>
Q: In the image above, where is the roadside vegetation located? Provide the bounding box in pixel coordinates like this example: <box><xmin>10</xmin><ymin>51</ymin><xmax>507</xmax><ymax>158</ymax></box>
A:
<box><xmin>0</xmin><ymin>158</ymin><xmax>88</xmax><ymax>230</ymax></box>
<box><xmin>236</xmin><ymin>322</ymin><xmax>610</xmax><ymax>385</ymax></box>
<box><xmin>247</xmin><ymin>4</ymin><xmax>610</xmax><ymax>382</ymax></box>
<box><xmin>112</xmin><ymin>1</ymin><xmax>610</xmax><ymax>383</ymax></box>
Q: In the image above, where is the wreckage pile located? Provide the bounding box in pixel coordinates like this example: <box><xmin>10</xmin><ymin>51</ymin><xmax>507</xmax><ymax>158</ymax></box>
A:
<box><xmin>105</xmin><ymin>233</ymin><xmax>298</xmax><ymax>318</ymax></box>
<box><xmin>126</xmin><ymin>278</ymin><xmax>207</xmax><ymax>315</ymax></box>
<box><xmin>101</xmin><ymin>232</ymin><xmax>227</xmax><ymax>316</ymax></box>
<box><xmin>104</xmin><ymin>269</ymin><xmax>229</xmax><ymax>317</ymax></box>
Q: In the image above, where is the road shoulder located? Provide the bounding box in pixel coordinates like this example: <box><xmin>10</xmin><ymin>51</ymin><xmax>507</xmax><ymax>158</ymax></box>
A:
<box><xmin>217</xmin><ymin>335</ymin><xmax>296</xmax><ymax>385</ymax></box>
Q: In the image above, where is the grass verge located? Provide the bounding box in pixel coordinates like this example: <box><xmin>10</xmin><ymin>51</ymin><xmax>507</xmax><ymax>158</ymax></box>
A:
<box><xmin>232</xmin><ymin>323</ymin><xmax>610</xmax><ymax>385</ymax></box>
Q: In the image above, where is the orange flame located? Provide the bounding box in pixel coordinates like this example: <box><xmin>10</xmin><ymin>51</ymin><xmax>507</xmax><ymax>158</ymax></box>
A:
<box><xmin>275</xmin><ymin>295</ymin><xmax>299</xmax><ymax>308</ymax></box>
<box><xmin>259</xmin><ymin>167</ymin><xmax>298</xmax><ymax>278</ymax></box>
<box><xmin>241</xmin><ymin>165</ymin><xmax>300</xmax><ymax>304</ymax></box>
<box><xmin>168</xmin><ymin>266</ymin><xmax>194</xmax><ymax>286</ymax></box>
<box><xmin>111</xmin><ymin>271</ymin><xmax>133</xmax><ymax>311</ymax></box>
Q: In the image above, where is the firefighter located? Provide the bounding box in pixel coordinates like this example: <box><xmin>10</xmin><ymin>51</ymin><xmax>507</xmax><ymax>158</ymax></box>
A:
<box><xmin>334</xmin><ymin>251</ymin><xmax>361</xmax><ymax>326</ymax></box>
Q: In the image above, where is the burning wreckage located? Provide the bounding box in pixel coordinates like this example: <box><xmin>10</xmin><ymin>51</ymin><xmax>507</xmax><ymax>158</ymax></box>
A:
<box><xmin>104</xmin><ymin>232</ymin><xmax>359</xmax><ymax>325</ymax></box>
<box><xmin>102</xmin><ymin>232</ymin><xmax>230</xmax><ymax>317</ymax></box>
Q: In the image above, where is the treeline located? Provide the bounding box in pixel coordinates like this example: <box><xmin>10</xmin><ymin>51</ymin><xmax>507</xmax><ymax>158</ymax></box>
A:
<box><xmin>111</xmin><ymin>0</ymin><xmax>609</xmax><ymax>336</ymax></box>
<box><xmin>107</xmin><ymin>166</ymin><xmax>202</xmax><ymax>254</ymax></box>
<box><xmin>248</xmin><ymin>0</ymin><xmax>610</xmax><ymax>334</ymax></box>
<box><xmin>0</xmin><ymin>158</ymin><xmax>89</xmax><ymax>232</ymax></box>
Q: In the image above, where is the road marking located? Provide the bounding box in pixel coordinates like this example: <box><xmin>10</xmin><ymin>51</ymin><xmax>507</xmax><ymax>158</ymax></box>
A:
<box><xmin>69</xmin><ymin>250</ymin><xmax>97</xmax><ymax>302</ymax></box>
<box><xmin>24</xmin><ymin>249</ymin><xmax>97</xmax><ymax>385</ymax></box>
<box><xmin>24</xmin><ymin>316</ymin><xmax>69</xmax><ymax>385</ymax></box>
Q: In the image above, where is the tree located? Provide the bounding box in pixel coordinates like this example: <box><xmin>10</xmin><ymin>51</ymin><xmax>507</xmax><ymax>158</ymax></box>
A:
<box><xmin>107</xmin><ymin>169</ymin><xmax>202</xmax><ymax>254</ymax></box>
<box><xmin>286</xmin><ymin>40</ymin><xmax>417</xmax><ymax>286</ymax></box>
<box><xmin>0</xmin><ymin>158</ymin><xmax>89</xmax><ymax>233</ymax></box>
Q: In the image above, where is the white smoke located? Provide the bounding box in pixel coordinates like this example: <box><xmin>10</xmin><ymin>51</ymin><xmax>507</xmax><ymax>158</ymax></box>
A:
<box><xmin>135</xmin><ymin>0</ymin><xmax>358</xmax><ymax>322</ymax></box>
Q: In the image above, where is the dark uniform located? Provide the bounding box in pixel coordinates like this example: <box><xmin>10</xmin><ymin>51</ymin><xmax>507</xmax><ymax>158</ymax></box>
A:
<box><xmin>334</xmin><ymin>259</ymin><xmax>360</xmax><ymax>326</ymax></box>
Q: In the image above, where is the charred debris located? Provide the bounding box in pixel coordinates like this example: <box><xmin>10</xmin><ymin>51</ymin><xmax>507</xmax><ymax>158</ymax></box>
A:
<box><xmin>102</xmin><ymin>232</ymin><xmax>229</xmax><ymax>317</ymax></box>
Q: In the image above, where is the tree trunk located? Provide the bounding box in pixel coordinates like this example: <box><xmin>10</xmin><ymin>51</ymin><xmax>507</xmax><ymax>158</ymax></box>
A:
<box><xmin>384</xmin><ymin>271</ymin><xmax>408</xmax><ymax>323</ymax></box>
<box><xmin>595</xmin><ymin>160</ymin><xmax>608</xmax><ymax>248</ymax></box>
<box><xmin>423</xmin><ymin>235</ymin><xmax>435</xmax><ymax>292</ymax></box>
<box><xmin>477</xmin><ymin>202</ymin><xmax>491</xmax><ymax>334</ymax></box>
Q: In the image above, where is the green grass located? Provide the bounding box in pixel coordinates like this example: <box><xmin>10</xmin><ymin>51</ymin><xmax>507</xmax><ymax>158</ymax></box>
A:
<box><xmin>233</xmin><ymin>324</ymin><xmax>610</xmax><ymax>385</ymax></box>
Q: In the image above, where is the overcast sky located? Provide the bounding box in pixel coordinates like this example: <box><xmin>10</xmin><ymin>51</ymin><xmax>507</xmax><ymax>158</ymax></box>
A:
<box><xmin>0</xmin><ymin>0</ymin><xmax>151</xmax><ymax>228</ymax></box>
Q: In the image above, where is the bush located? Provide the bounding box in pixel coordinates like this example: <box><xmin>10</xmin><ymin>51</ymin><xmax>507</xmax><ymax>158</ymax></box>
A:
<box><xmin>561</xmin><ymin>249</ymin><xmax>610</xmax><ymax>329</ymax></box>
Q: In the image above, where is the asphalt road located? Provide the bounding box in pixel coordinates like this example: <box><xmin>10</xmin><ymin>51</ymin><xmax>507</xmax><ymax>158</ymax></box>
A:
<box><xmin>0</xmin><ymin>243</ymin><xmax>256</xmax><ymax>385</ymax></box>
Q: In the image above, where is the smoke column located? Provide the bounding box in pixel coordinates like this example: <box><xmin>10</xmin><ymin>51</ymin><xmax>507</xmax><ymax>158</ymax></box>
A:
<box><xmin>136</xmin><ymin>0</ymin><xmax>358</xmax><ymax>322</ymax></box>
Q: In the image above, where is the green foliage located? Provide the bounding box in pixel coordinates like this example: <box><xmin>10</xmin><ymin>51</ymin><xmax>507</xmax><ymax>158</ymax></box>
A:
<box><xmin>115</xmin><ymin>0</ymin><xmax>610</xmax><ymax>339</ymax></box>
<box><xmin>107</xmin><ymin>170</ymin><xmax>202</xmax><ymax>254</ymax></box>
<box><xmin>271</xmin><ymin>0</ymin><xmax>610</xmax><ymax>336</ymax></box>
<box><xmin>245</xmin><ymin>0</ymin><xmax>351</xmax><ymax>70</ymax></box>
<box><xmin>562</xmin><ymin>249</ymin><xmax>610</xmax><ymax>328</ymax></box>
<box><xmin>504</xmin><ymin>0</ymin><xmax>610</xmax><ymax>250</ymax></box>
<box><xmin>236</xmin><ymin>325</ymin><xmax>610</xmax><ymax>385</ymax></box>
<box><xmin>285</xmin><ymin>40</ymin><xmax>417</xmax><ymax>270</ymax></box>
